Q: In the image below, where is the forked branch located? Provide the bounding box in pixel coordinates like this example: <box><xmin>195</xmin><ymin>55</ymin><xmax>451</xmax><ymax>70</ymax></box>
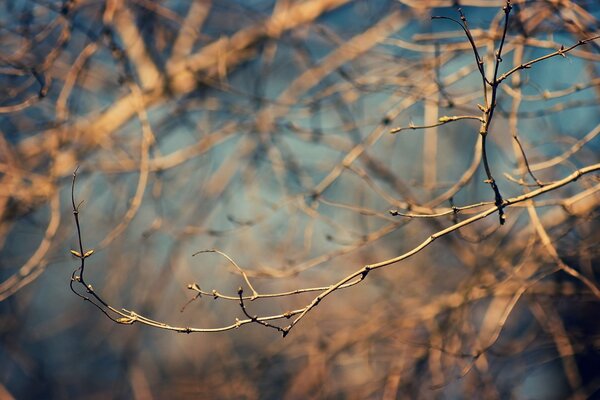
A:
<box><xmin>70</xmin><ymin>164</ymin><xmax>600</xmax><ymax>336</ymax></box>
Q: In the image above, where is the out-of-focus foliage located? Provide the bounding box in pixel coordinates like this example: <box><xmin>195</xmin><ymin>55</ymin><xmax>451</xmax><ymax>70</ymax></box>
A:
<box><xmin>1</xmin><ymin>0</ymin><xmax>599</xmax><ymax>398</ymax></box>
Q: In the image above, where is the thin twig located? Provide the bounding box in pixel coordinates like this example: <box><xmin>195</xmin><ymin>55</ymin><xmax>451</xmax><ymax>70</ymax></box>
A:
<box><xmin>390</xmin><ymin>115</ymin><xmax>482</xmax><ymax>134</ymax></box>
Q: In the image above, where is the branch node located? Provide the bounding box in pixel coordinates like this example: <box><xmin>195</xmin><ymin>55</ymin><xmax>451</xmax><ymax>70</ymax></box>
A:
<box><xmin>362</xmin><ymin>265</ymin><xmax>371</xmax><ymax>278</ymax></box>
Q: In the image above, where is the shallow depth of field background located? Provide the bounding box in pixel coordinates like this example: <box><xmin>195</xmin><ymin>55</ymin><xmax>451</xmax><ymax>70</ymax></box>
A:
<box><xmin>1</xmin><ymin>1</ymin><xmax>599</xmax><ymax>398</ymax></box>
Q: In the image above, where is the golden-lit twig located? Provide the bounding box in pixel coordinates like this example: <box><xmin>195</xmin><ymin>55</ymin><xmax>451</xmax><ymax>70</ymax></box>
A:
<box><xmin>390</xmin><ymin>115</ymin><xmax>483</xmax><ymax>134</ymax></box>
<box><xmin>71</xmin><ymin>164</ymin><xmax>600</xmax><ymax>337</ymax></box>
<box><xmin>192</xmin><ymin>249</ymin><xmax>259</xmax><ymax>299</ymax></box>
<box><xmin>282</xmin><ymin>163</ymin><xmax>600</xmax><ymax>335</ymax></box>
<box><xmin>497</xmin><ymin>34</ymin><xmax>600</xmax><ymax>84</ymax></box>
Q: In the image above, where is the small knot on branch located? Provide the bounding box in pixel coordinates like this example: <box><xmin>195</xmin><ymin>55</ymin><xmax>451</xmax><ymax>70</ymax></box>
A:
<box><xmin>361</xmin><ymin>266</ymin><xmax>371</xmax><ymax>278</ymax></box>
